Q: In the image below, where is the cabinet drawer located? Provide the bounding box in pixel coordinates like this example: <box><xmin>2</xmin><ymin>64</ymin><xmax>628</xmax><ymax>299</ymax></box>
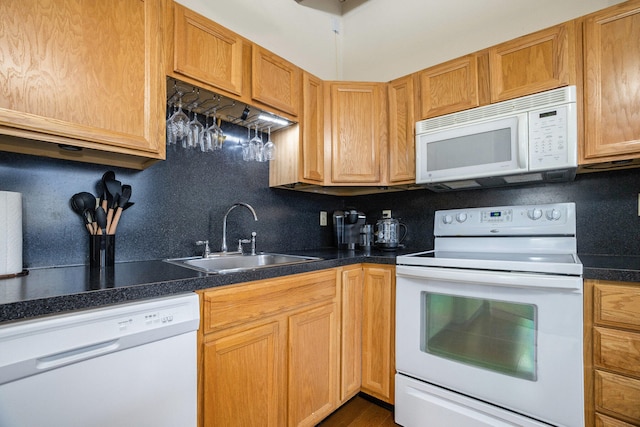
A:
<box><xmin>594</xmin><ymin>283</ymin><xmax>640</xmax><ymax>330</ymax></box>
<box><xmin>595</xmin><ymin>370</ymin><xmax>640</xmax><ymax>422</ymax></box>
<box><xmin>595</xmin><ymin>327</ymin><xmax>640</xmax><ymax>377</ymax></box>
<box><xmin>595</xmin><ymin>413</ymin><xmax>637</xmax><ymax>427</ymax></box>
<box><xmin>201</xmin><ymin>270</ymin><xmax>337</xmax><ymax>334</ymax></box>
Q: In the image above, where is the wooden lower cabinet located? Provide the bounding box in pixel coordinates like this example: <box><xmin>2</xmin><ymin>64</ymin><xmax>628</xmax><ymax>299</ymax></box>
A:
<box><xmin>587</xmin><ymin>279</ymin><xmax>640</xmax><ymax>427</ymax></box>
<box><xmin>202</xmin><ymin>321</ymin><xmax>284</xmax><ymax>426</ymax></box>
<box><xmin>288</xmin><ymin>303</ymin><xmax>339</xmax><ymax>426</ymax></box>
<box><xmin>198</xmin><ymin>268</ymin><xmax>341</xmax><ymax>427</ymax></box>
<box><xmin>361</xmin><ymin>264</ymin><xmax>396</xmax><ymax>404</ymax></box>
<box><xmin>197</xmin><ymin>264</ymin><xmax>397</xmax><ymax>426</ymax></box>
<box><xmin>339</xmin><ymin>266</ymin><xmax>364</xmax><ymax>402</ymax></box>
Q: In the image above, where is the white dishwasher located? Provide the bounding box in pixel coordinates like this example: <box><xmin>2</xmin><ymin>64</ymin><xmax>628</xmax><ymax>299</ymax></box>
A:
<box><xmin>0</xmin><ymin>292</ymin><xmax>200</xmax><ymax>427</ymax></box>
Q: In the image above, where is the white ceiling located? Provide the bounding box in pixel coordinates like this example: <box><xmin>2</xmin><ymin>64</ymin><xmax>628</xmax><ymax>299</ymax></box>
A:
<box><xmin>179</xmin><ymin>0</ymin><xmax>626</xmax><ymax>82</ymax></box>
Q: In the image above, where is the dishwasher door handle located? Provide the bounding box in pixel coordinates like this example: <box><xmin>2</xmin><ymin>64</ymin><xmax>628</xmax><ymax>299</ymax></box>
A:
<box><xmin>0</xmin><ymin>339</ymin><xmax>121</xmax><ymax>385</ymax></box>
<box><xmin>36</xmin><ymin>339</ymin><xmax>121</xmax><ymax>370</ymax></box>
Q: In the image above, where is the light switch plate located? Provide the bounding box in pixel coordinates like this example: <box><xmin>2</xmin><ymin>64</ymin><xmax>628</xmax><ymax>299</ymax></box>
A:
<box><xmin>382</xmin><ymin>210</ymin><xmax>392</xmax><ymax>219</ymax></box>
<box><xmin>320</xmin><ymin>211</ymin><xmax>328</xmax><ymax>226</ymax></box>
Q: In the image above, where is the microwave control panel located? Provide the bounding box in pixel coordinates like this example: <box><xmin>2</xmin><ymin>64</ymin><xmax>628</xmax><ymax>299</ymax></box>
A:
<box><xmin>528</xmin><ymin>103</ymin><xmax>577</xmax><ymax>170</ymax></box>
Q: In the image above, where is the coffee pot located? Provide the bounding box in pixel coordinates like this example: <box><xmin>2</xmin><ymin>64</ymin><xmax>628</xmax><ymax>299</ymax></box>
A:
<box><xmin>375</xmin><ymin>217</ymin><xmax>407</xmax><ymax>250</ymax></box>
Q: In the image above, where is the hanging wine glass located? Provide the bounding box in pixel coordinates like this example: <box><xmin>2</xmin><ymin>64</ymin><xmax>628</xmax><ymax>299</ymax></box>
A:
<box><xmin>166</xmin><ymin>101</ymin><xmax>177</xmax><ymax>146</ymax></box>
<box><xmin>250</xmin><ymin>124</ymin><xmax>264</xmax><ymax>162</ymax></box>
<box><xmin>167</xmin><ymin>91</ymin><xmax>190</xmax><ymax>147</ymax></box>
<box><xmin>211</xmin><ymin>110</ymin><xmax>224</xmax><ymax>150</ymax></box>
<box><xmin>263</xmin><ymin>127</ymin><xmax>276</xmax><ymax>161</ymax></box>
<box><xmin>187</xmin><ymin>108</ymin><xmax>204</xmax><ymax>151</ymax></box>
<box><xmin>203</xmin><ymin>109</ymin><xmax>220</xmax><ymax>152</ymax></box>
<box><xmin>241</xmin><ymin>125</ymin><xmax>253</xmax><ymax>161</ymax></box>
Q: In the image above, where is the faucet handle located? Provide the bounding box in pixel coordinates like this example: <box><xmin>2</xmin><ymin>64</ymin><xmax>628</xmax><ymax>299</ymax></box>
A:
<box><xmin>195</xmin><ymin>240</ymin><xmax>210</xmax><ymax>258</ymax></box>
<box><xmin>238</xmin><ymin>238</ymin><xmax>251</xmax><ymax>253</ymax></box>
<box><xmin>250</xmin><ymin>232</ymin><xmax>257</xmax><ymax>255</ymax></box>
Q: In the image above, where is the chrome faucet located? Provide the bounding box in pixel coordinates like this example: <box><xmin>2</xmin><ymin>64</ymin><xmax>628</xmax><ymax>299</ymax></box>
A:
<box><xmin>221</xmin><ymin>203</ymin><xmax>258</xmax><ymax>253</ymax></box>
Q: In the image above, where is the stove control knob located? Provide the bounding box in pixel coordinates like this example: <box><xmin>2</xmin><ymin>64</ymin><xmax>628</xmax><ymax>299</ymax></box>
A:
<box><xmin>455</xmin><ymin>213</ymin><xmax>468</xmax><ymax>223</ymax></box>
<box><xmin>546</xmin><ymin>209</ymin><xmax>561</xmax><ymax>221</ymax></box>
<box><xmin>442</xmin><ymin>214</ymin><xmax>453</xmax><ymax>224</ymax></box>
<box><xmin>527</xmin><ymin>208</ymin><xmax>543</xmax><ymax>220</ymax></box>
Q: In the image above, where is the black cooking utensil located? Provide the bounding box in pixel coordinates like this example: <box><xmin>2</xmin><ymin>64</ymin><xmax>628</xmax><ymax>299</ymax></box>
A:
<box><xmin>100</xmin><ymin>171</ymin><xmax>115</xmax><ymax>212</ymax></box>
<box><xmin>107</xmin><ymin>185</ymin><xmax>131</xmax><ymax>235</ymax></box>
<box><xmin>105</xmin><ymin>178</ymin><xmax>122</xmax><ymax>231</ymax></box>
<box><xmin>95</xmin><ymin>206</ymin><xmax>107</xmax><ymax>236</ymax></box>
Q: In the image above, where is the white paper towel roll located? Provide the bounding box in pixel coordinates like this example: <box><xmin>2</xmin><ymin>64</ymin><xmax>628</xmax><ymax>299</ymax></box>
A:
<box><xmin>0</xmin><ymin>191</ymin><xmax>23</xmax><ymax>276</ymax></box>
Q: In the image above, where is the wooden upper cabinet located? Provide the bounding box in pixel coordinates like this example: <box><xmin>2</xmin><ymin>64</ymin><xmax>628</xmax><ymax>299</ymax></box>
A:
<box><xmin>489</xmin><ymin>22</ymin><xmax>577</xmax><ymax>102</ymax></box>
<box><xmin>582</xmin><ymin>1</ymin><xmax>640</xmax><ymax>163</ymax></box>
<box><xmin>417</xmin><ymin>22</ymin><xmax>577</xmax><ymax>121</ymax></box>
<box><xmin>328</xmin><ymin>82</ymin><xmax>387</xmax><ymax>184</ymax></box>
<box><xmin>171</xmin><ymin>2</ymin><xmax>244</xmax><ymax>96</ymax></box>
<box><xmin>302</xmin><ymin>73</ymin><xmax>325</xmax><ymax>182</ymax></box>
<box><xmin>268</xmin><ymin>72</ymin><xmax>323</xmax><ymax>188</ymax></box>
<box><xmin>388</xmin><ymin>75</ymin><xmax>416</xmax><ymax>183</ymax></box>
<box><xmin>252</xmin><ymin>45</ymin><xmax>301</xmax><ymax>117</ymax></box>
<box><xmin>0</xmin><ymin>0</ymin><xmax>165</xmax><ymax>169</ymax></box>
<box><xmin>417</xmin><ymin>55</ymin><xmax>479</xmax><ymax>120</ymax></box>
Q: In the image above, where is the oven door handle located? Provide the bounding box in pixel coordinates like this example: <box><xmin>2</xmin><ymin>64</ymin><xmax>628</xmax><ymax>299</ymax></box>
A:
<box><xmin>396</xmin><ymin>265</ymin><xmax>582</xmax><ymax>291</ymax></box>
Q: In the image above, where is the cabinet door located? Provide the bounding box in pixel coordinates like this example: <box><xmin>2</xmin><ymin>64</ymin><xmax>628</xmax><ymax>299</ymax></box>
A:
<box><xmin>172</xmin><ymin>3</ymin><xmax>244</xmax><ymax>96</ymax></box>
<box><xmin>417</xmin><ymin>55</ymin><xmax>479</xmax><ymax>119</ymax></box>
<box><xmin>0</xmin><ymin>0</ymin><xmax>165</xmax><ymax>168</ymax></box>
<box><xmin>329</xmin><ymin>82</ymin><xmax>386</xmax><ymax>184</ymax></box>
<box><xmin>252</xmin><ymin>45</ymin><xmax>301</xmax><ymax>116</ymax></box>
<box><xmin>302</xmin><ymin>72</ymin><xmax>325</xmax><ymax>182</ymax></box>
<box><xmin>288</xmin><ymin>303</ymin><xmax>339</xmax><ymax>427</ymax></box>
<box><xmin>388</xmin><ymin>76</ymin><xmax>416</xmax><ymax>183</ymax></box>
<box><xmin>489</xmin><ymin>22</ymin><xmax>576</xmax><ymax>102</ymax></box>
<box><xmin>340</xmin><ymin>266</ymin><xmax>363</xmax><ymax>402</ymax></box>
<box><xmin>583</xmin><ymin>3</ymin><xmax>640</xmax><ymax>162</ymax></box>
<box><xmin>361</xmin><ymin>265</ymin><xmax>395</xmax><ymax>404</ymax></box>
<box><xmin>202</xmin><ymin>322</ymin><xmax>284</xmax><ymax>427</ymax></box>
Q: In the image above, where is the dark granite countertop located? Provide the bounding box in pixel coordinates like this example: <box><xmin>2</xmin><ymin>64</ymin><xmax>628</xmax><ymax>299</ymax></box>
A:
<box><xmin>1</xmin><ymin>248</ymin><xmax>637</xmax><ymax>324</ymax></box>
<box><xmin>580</xmin><ymin>254</ymin><xmax>640</xmax><ymax>283</ymax></box>
<box><xmin>0</xmin><ymin>248</ymin><xmax>400</xmax><ymax>324</ymax></box>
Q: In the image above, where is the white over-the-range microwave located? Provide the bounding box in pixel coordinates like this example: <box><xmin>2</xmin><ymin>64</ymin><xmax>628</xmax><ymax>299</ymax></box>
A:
<box><xmin>415</xmin><ymin>85</ymin><xmax>577</xmax><ymax>191</ymax></box>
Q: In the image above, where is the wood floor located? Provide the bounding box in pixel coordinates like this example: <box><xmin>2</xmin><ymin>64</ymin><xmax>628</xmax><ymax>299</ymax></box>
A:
<box><xmin>317</xmin><ymin>395</ymin><xmax>400</xmax><ymax>427</ymax></box>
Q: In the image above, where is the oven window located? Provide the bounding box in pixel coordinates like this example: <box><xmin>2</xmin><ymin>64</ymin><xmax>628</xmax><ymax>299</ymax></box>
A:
<box><xmin>421</xmin><ymin>292</ymin><xmax>537</xmax><ymax>381</ymax></box>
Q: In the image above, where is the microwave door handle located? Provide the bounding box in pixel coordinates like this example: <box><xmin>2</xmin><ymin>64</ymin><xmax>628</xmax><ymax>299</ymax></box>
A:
<box><xmin>396</xmin><ymin>265</ymin><xmax>581</xmax><ymax>291</ymax></box>
<box><xmin>518</xmin><ymin>114</ymin><xmax>528</xmax><ymax>168</ymax></box>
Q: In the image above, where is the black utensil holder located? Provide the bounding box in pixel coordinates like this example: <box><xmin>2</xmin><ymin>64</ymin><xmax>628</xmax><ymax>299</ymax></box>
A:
<box><xmin>89</xmin><ymin>234</ymin><xmax>115</xmax><ymax>269</ymax></box>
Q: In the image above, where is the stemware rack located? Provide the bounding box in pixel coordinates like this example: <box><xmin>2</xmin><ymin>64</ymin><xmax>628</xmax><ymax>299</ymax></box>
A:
<box><xmin>166</xmin><ymin>77</ymin><xmax>294</xmax><ymax>133</ymax></box>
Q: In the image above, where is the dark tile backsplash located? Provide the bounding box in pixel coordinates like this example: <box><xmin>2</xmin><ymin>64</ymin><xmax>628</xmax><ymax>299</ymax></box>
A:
<box><xmin>1</xmin><ymin>122</ymin><xmax>639</xmax><ymax>268</ymax></box>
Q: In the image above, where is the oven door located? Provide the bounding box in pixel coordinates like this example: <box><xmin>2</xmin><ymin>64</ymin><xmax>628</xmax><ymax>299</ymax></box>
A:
<box><xmin>396</xmin><ymin>265</ymin><xmax>583</xmax><ymax>427</ymax></box>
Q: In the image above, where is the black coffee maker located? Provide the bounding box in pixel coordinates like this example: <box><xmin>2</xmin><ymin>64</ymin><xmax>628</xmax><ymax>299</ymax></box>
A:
<box><xmin>333</xmin><ymin>209</ymin><xmax>366</xmax><ymax>250</ymax></box>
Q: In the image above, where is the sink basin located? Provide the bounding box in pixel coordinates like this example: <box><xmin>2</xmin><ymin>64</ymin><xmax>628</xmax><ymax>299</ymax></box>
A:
<box><xmin>164</xmin><ymin>252</ymin><xmax>322</xmax><ymax>274</ymax></box>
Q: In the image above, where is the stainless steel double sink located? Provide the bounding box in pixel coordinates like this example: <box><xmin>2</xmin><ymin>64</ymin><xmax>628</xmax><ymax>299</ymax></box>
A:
<box><xmin>164</xmin><ymin>252</ymin><xmax>322</xmax><ymax>275</ymax></box>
